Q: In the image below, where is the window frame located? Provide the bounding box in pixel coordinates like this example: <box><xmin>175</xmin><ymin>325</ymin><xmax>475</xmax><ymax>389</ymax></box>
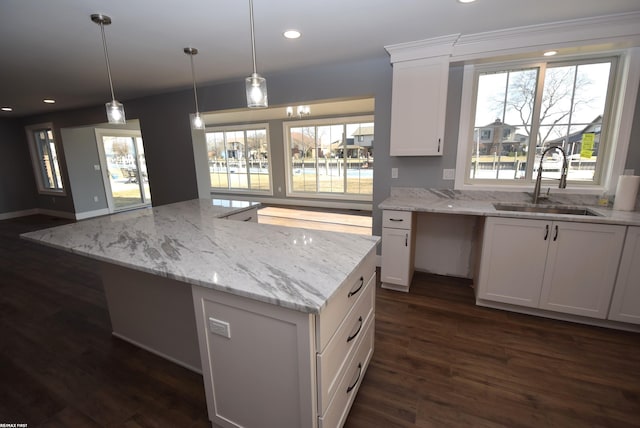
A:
<box><xmin>25</xmin><ymin>122</ymin><xmax>66</xmax><ymax>196</ymax></box>
<box><xmin>205</xmin><ymin>123</ymin><xmax>273</xmax><ymax>195</ymax></box>
<box><xmin>454</xmin><ymin>48</ymin><xmax>640</xmax><ymax>194</ymax></box>
<box><xmin>283</xmin><ymin>115</ymin><xmax>374</xmax><ymax>201</ymax></box>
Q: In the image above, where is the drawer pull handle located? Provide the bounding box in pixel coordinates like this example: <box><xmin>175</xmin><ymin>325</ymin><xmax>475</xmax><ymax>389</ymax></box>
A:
<box><xmin>346</xmin><ymin>363</ymin><xmax>362</xmax><ymax>393</ymax></box>
<box><xmin>544</xmin><ymin>224</ymin><xmax>549</xmax><ymax>240</ymax></box>
<box><xmin>553</xmin><ymin>225</ymin><xmax>559</xmax><ymax>241</ymax></box>
<box><xmin>242</xmin><ymin>216</ymin><xmax>253</xmax><ymax>222</ymax></box>
<box><xmin>389</xmin><ymin>218</ymin><xmax>404</xmax><ymax>222</ymax></box>
<box><xmin>347</xmin><ymin>316</ymin><xmax>363</xmax><ymax>343</ymax></box>
<box><xmin>348</xmin><ymin>277</ymin><xmax>364</xmax><ymax>298</ymax></box>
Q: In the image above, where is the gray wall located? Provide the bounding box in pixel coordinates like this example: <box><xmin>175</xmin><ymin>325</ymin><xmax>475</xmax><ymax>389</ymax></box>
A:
<box><xmin>0</xmin><ymin>118</ymin><xmax>37</xmax><ymax>214</ymax></box>
<box><xmin>5</xmin><ymin>55</ymin><xmax>640</xmax><ymax>238</ymax></box>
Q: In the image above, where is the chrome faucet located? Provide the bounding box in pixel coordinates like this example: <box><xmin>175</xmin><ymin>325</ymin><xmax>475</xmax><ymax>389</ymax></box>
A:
<box><xmin>532</xmin><ymin>146</ymin><xmax>568</xmax><ymax>204</ymax></box>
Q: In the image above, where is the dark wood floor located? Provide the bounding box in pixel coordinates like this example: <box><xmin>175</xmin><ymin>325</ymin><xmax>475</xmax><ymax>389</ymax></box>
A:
<box><xmin>1</xmin><ymin>215</ymin><xmax>639</xmax><ymax>427</ymax></box>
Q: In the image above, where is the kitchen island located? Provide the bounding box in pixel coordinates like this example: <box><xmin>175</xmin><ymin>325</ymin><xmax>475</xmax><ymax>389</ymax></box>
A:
<box><xmin>22</xmin><ymin>198</ymin><xmax>379</xmax><ymax>428</ymax></box>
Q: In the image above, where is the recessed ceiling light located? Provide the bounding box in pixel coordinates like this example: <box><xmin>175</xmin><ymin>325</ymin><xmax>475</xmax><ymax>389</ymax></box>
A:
<box><xmin>458</xmin><ymin>0</ymin><xmax>477</xmax><ymax>3</ymax></box>
<box><xmin>283</xmin><ymin>30</ymin><xmax>301</xmax><ymax>39</ymax></box>
<box><xmin>1</xmin><ymin>107</ymin><xmax>13</xmax><ymax>112</ymax></box>
<box><xmin>544</xmin><ymin>50</ymin><xmax>558</xmax><ymax>57</ymax></box>
<box><xmin>43</xmin><ymin>99</ymin><xmax>56</xmax><ymax>104</ymax></box>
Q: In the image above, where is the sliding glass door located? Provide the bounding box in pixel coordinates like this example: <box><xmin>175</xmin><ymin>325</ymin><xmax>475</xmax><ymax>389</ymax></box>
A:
<box><xmin>96</xmin><ymin>129</ymin><xmax>151</xmax><ymax>212</ymax></box>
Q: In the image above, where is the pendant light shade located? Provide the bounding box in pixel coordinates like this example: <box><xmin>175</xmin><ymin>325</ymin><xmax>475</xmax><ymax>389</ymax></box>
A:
<box><xmin>184</xmin><ymin>47</ymin><xmax>204</xmax><ymax>130</ymax></box>
<box><xmin>91</xmin><ymin>14</ymin><xmax>126</xmax><ymax>124</ymax></box>
<box><xmin>245</xmin><ymin>0</ymin><xmax>267</xmax><ymax>108</ymax></box>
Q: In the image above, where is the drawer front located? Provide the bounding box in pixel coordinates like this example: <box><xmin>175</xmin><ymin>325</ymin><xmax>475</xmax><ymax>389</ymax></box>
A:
<box><xmin>317</xmin><ymin>249</ymin><xmax>376</xmax><ymax>351</ymax></box>
<box><xmin>382</xmin><ymin>210</ymin><xmax>413</xmax><ymax>229</ymax></box>
<box><xmin>224</xmin><ymin>207</ymin><xmax>258</xmax><ymax>222</ymax></box>
<box><xmin>318</xmin><ymin>319</ymin><xmax>374</xmax><ymax>428</ymax></box>
<box><xmin>317</xmin><ymin>275</ymin><xmax>375</xmax><ymax>414</ymax></box>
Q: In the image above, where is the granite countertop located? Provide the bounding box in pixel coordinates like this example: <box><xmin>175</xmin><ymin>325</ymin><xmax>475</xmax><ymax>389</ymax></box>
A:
<box><xmin>21</xmin><ymin>198</ymin><xmax>379</xmax><ymax>314</ymax></box>
<box><xmin>379</xmin><ymin>188</ymin><xmax>640</xmax><ymax>226</ymax></box>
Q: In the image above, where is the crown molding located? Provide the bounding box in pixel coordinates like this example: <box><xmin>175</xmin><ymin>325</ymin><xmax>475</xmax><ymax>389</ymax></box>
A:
<box><xmin>385</xmin><ymin>12</ymin><xmax>640</xmax><ymax>64</ymax></box>
<box><xmin>452</xmin><ymin>11</ymin><xmax>640</xmax><ymax>61</ymax></box>
<box><xmin>385</xmin><ymin>34</ymin><xmax>460</xmax><ymax>63</ymax></box>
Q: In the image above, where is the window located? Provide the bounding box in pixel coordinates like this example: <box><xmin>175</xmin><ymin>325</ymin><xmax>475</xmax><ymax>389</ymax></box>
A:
<box><xmin>284</xmin><ymin>116</ymin><xmax>374</xmax><ymax>199</ymax></box>
<box><xmin>206</xmin><ymin>124</ymin><xmax>271</xmax><ymax>192</ymax></box>
<box><xmin>464</xmin><ymin>57</ymin><xmax>616</xmax><ymax>186</ymax></box>
<box><xmin>25</xmin><ymin>123</ymin><xmax>65</xmax><ymax>194</ymax></box>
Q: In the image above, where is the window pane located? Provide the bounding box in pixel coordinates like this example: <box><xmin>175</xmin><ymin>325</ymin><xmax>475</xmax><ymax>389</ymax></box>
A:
<box><xmin>206</xmin><ymin>127</ymin><xmax>270</xmax><ymax>192</ymax></box>
<box><xmin>33</xmin><ymin>129</ymin><xmax>64</xmax><ymax>190</ymax></box>
<box><xmin>207</xmin><ymin>132</ymin><xmax>228</xmax><ymax>188</ymax></box>
<box><xmin>317</xmin><ymin>125</ymin><xmax>343</xmax><ymax>193</ymax></box>
<box><xmin>346</xmin><ymin>122</ymin><xmax>374</xmax><ymax>195</ymax></box>
<box><xmin>471</xmin><ymin>68</ymin><xmax>537</xmax><ymax>180</ymax></box>
<box><xmin>246</xmin><ymin>129</ymin><xmax>270</xmax><ymax>191</ymax></box>
<box><xmin>291</xmin><ymin>126</ymin><xmax>317</xmax><ymax>192</ymax></box>
<box><xmin>536</xmin><ymin>61</ymin><xmax>611</xmax><ymax>183</ymax></box>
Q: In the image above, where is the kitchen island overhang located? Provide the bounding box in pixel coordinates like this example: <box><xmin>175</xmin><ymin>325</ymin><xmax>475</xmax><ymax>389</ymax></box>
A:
<box><xmin>21</xmin><ymin>198</ymin><xmax>379</xmax><ymax>428</ymax></box>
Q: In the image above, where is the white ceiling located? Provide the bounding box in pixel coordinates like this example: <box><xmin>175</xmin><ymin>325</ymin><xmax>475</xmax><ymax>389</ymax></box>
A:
<box><xmin>1</xmin><ymin>0</ymin><xmax>640</xmax><ymax>117</ymax></box>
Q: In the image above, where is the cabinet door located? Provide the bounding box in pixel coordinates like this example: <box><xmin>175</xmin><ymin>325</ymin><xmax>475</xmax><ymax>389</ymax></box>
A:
<box><xmin>608</xmin><ymin>226</ymin><xmax>640</xmax><ymax>324</ymax></box>
<box><xmin>476</xmin><ymin>217</ymin><xmax>549</xmax><ymax>307</ymax></box>
<box><xmin>539</xmin><ymin>222</ymin><xmax>625</xmax><ymax>319</ymax></box>
<box><xmin>381</xmin><ymin>227</ymin><xmax>413</xmax><ymax>286</ymax></box>
<box><xmin>389</xmin><ymin>56</ymin><xmax>449</xmax><ymax>156</ymax></box>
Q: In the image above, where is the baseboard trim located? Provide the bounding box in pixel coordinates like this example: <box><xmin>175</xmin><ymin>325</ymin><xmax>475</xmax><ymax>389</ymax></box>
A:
<box><xmin>0</xmin><ymin>208</ymin><xmax>39</xmax><ymax>220</ymax></box>
<box><xmin>111</xmin><ymin>332</ymin><xmax>202</xmax><ymax>375</ymax></box>
<box><xmin>75</xmin><ymin>208</ymin><xmax>110</xmax><ymax>220</ymax></box>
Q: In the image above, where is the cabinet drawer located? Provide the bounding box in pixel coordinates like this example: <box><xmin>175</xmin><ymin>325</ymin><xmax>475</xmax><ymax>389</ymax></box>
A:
<box><xmin>318</xmin><ymin>319</ymin><xmax>374</xmax><ymax>428</ymax></box>
<box><xmin>316</xmin><ymin>249</ymin><xmax>376</xmax><ymax>351</ymax></box>
<box><xmin>224</xmin><ymin>207</ymin><xmax>258</xmax><ymax>222</ymax></box>
<box><xmin>317</xmin><ymin>275</ymin><xmax>374</xmax><ymax>414</ymax></box>
<box><xmin>382</xmin><ymin>210</ymin><xmax>413</xmax><ymax>229</ymax></box>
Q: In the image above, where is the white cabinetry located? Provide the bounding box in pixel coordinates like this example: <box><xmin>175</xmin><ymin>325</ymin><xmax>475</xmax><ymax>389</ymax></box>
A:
<box><xmin>192</xmin><ymin>250</ymin><xmax>376</xmax><ymax>428</ymax></box>
<box><xmin>477</xmin><ymin>217</ymin><xmax>625</xmax><ymax>319</ymax></box>
<box><xmin>381</xmin><ymin>210</ymin><xmax>415</xmax><ymax>292</ymax></box>
<box><xmin>389</xmin><ymin>56</ymin><xmax>449</xmax><ymax>156</ymax></box>
<box><xmin>609</xmin><ymin>226</ymin><xmax>640</xmax><ymax>324</ymax></box>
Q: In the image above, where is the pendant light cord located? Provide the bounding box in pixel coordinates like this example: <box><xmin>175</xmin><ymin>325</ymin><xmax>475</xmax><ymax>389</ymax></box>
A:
<box><xmin>98</xmin><ymin>22</ymin><xmax>116</xmax><ymax>101</ymax></box>
<box><xmin>189</xmin><ymin>54</ymin><xmax>200</xmax><ymax>113</ymax></box>
<box><xmin>249</xmin><ymin>0</ymin><xmax>257</xmax><ymax>75</ymax></box>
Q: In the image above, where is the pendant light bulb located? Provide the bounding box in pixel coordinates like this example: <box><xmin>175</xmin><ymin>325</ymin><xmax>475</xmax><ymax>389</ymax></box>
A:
<box><xmin>193</xmin><ymin>112</ymin><xmax>204</xmax><ymax>130</ymax></box>
<box><xmin>246</xmin><ymin>0</ymin><xmax>267</xmax><ymax>108</ymax></box>
<box><xmin>91</xmin><ymin>14</ymin><xmax>126</xmax><ymax>124</ymax></box>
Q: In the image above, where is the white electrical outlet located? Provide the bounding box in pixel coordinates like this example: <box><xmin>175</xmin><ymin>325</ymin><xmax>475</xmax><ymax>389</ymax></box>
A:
<box><xmin>94</xmin><ymin>164</ymin><xmax>101</xmax><ymax>171</ymax></box>
<box><xmin>93</xmin><ymin>196</ymin><xmax>99</xmax><ymax>202</ymax></box>
<box><xmin>208</xmin><ymin>317</ymin><xmax>231</xmax><ymax>338</ymax></box>
<box><xmin>391</xmin><ymin>168</ymin><xmax>398</xmax><ymax>179</ymax></box>
<box><xmin>442</xmin><ymin>169</ymin><xmax>455</xmax><ymax>180</ymax></box>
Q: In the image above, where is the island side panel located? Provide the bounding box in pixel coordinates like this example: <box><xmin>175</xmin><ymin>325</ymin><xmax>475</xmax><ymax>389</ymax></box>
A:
<box><xmin>100</xmin><ymin>263</ymin><xmax>202</xmax><ymax>372</ymax></box>
<box><xmin>192</xmin><ymin>284</ymin><xmax>316</xmax><ymax>428</ymax></box>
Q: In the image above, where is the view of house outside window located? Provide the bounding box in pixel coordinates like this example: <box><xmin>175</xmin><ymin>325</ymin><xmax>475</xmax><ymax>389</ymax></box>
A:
<box><xmin>30</xmin><ymin>127</ymin><xmax>64</xmax><ymax>193</ymax></box>
<box><xmin>286</xmin><ymin>117</ymin><xmax>374</xmax><ymax>198</ymax></box>
<box><xmin>206</xmin><ymin>125</ymin><xmax>271</xmax><ymax>192</ymax></box>
<box><xmin>468</xmin><ymin>58</ymin><xmax>614</xmax><ymax>185</ymax></box>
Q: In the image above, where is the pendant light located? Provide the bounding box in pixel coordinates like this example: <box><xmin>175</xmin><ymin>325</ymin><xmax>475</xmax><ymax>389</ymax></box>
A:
<box><xmin>184</xmin><ymin>47</ymin><xmax>204</xmax><ymax>129</ymax></box>
<box><xmin>245</xmin><ymin>0</ymin><xmax>268</xmax><ymax>108</ymax></box>
<box><xmin>91</xmin><ymin>14</ymin><xmax>126</xmax><ymax>124</ymax></box>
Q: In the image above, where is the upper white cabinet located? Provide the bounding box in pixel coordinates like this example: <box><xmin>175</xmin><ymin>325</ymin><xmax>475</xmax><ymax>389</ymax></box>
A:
<box><xmin>389</xmin><ymin>56</ymin><xmax>449</xmax><ymax>156</ymax></box>
<box><xmin>609</xmin><ymin>226</ymin><xmax>640</xmax><ymax>324</ymax></box>
<box><xmin>477</xmin><ymin>217</ymin><xmax>626</xmax><ymax>319</ymax></box>
<box><xmin>385</xmin><ymin>35</ymin><xmax>458</xmax><ymax>157</ymax></box>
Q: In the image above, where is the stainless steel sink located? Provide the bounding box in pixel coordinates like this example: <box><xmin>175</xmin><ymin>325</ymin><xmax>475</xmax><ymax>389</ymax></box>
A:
<box><xmin>493</xmin><ymin>203</ymin><xmax>601</xmax><ymax>216</ymax></box>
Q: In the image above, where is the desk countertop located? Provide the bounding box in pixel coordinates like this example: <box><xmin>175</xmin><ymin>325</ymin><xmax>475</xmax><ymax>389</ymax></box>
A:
<box><xmin>379</xmin><ymin>188</ymin><xmax>640</xmax><ymax>226</ymax></box>
<box><xmin>21</xmin><ymin>198</ymin><xmax>379</xmax><ymax>313</ymax></box>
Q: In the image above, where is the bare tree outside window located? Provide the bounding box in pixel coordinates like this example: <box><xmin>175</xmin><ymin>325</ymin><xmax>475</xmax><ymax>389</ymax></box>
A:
<box><xmin>470</xmin><ymin>58</ymin><xmax>614</xmax><ymax>183</ymax></box>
